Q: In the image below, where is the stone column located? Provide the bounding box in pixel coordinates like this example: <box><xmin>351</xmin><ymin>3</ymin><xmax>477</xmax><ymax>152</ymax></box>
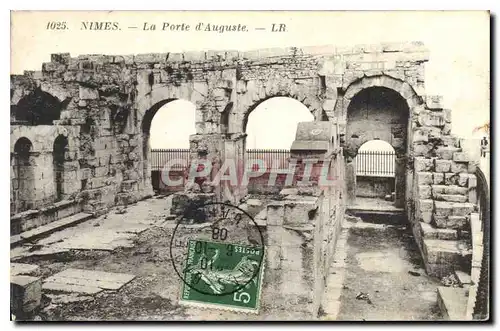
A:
<box><xmin>221</xmin><ymin>133</ymin><xmax>247</xmax><ymax>204</ymax></box>
<box><xmin>394</xmin><ymin>155</ymin><xmax>406</xmax><ymax>208</ymax></box>
<box><xmin>345</xmin><ymin>160</ymin><xmax>356</xmax><ymax>206</ymax></box>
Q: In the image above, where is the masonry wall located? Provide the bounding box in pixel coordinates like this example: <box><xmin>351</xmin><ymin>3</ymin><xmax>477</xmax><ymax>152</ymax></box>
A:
<box><xmin>10</xmin><ymin>43</ymin><xmax>478</xmax><ymax>281</ymax></box>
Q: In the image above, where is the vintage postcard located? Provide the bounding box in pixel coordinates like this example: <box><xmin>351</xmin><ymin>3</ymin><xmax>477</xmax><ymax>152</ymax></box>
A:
<box><xmin>9</xmin><ymin>10</ymin><xmax>490</xmax><ymax>321</ymax></box>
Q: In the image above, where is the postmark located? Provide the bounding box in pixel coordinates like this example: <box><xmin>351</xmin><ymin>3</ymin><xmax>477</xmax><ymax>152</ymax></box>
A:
<box><xmin>169</xmin><ymin>202</ymin><xmax>265</xmax><ymax>313</ymax></box>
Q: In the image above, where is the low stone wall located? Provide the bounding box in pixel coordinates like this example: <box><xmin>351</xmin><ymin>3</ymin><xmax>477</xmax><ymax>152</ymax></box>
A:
<box><xmin>11</xmin><ymin>199</ymin><xmax>83</xmax><ymax>235</ymax></box>
<box><xmin>356</xmin><ymin>176</ymin><xmax>394</xmax><ymax>198</ymax></box>
<box><xmin>259</xmin><ymin>182</ymin><xmax>344</xmax><ymax>318</ymax></box>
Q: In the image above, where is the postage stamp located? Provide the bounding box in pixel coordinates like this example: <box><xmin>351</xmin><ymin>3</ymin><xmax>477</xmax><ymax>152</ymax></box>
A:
<box><xmin>169</xmin><ymin>202</ymin><xmax>266</xmax><ymax>313</ymax></box>
<box><xmin>179</xmin><ymin>239</ymin><xmax>265</xmax><ymax>313</ymax></box>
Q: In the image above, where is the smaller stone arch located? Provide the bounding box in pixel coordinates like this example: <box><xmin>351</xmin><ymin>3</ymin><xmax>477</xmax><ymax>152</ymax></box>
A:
<box><xmin>335</xmin><ymin>74</ymin><xmax>423</xmax><ymax>120</ymax></box>
<box><xmin>53</xmin><ymin>134</ymin><xmax>69</xmax><ymax>202</ymax></box>
<box><xmin>11</xmin><ymin>137</ymin><xmax>36</xmax><ymax>213</ymax></box>
<box><xmin>344</xmin><ymin>86</ymin><xmax>410</xmax><ymax>159</ymax></box>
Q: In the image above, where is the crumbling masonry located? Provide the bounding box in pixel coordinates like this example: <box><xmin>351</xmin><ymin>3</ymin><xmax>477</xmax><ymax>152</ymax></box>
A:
<box><xmin>11</xmin><ymin>42</ymin><xmax>476</xmax><ymax>300</ymax></box>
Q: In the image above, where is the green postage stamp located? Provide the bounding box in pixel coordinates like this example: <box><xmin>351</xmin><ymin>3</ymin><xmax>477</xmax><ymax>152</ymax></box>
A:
<box><xmin>179</xmin><ymin>239</ymin><xmax>265</xmax><ymax>313</ymax></box>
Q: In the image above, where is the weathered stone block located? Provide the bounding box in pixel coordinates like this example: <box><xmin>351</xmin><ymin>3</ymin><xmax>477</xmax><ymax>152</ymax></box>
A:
<box><xmin>10</xmin><ymin>275</ymin><xmax>42</xmax><ymax>316</ymax></box>
<box><xmin>416</xmin><ymin>172</ymin><xmax>433</xmax><ymax>185</ymax></box>
<box><xmin>413</xmin><ymin>129</ymin><xmax>429</xmax><ymax>143</ymax></box>
<box><xmin>467</xmin><ymin>162</ymin><xmax>477</xmax><ymax>173</ymax></box>
<box><xmin>417</xmin><ymin>199</ymin><xmax>434</xmax><ymax>223</ymax></box>
<box><xmin>434</xmin><ymin>194</ymin><xmax>467</xmax><ymax>203</ymax></box>
<box><xmin>444</xmin><ymin>173</ymin><xmax>459</xmax><ymax>185</ymax></box>
<box><xmin>447</xmin><ymin>216</ymin><xmax>468</xmax><ymax>229</ymax></box>
<box><xmin>420</xmin><ymin>222</ymin><xmax>458</xmax><ymax>240</ymax></box>
<box><xmin>425</xmin><ymin>95</ymin><xmax>443</xmax><ymax>110</ymax></box>
<box><xmin>79</xmin><ymin>86</ymin><xmax>99</xmax><ymax>100</ymax></box>
<box><xmin>433</xmin><ymin>215</ymin><xmax>448</xmax><ymax>228</ymax></box>
<box><xmin>266</xmin><ymin>245</ymin><xmax>282</xmax><ymax>270</ymax></box>
<box><xmin>418</xmin><ymin>185</ymin><xmax>432</xmax><ymax>199</ymax></box>
<box><xmin>414</xmin><ymin>157</ymin><xmax>434</xmax><ymax>172</ymax></box>
<box><xmin>435</xmin><ymin>201</ymin><xmax>453</xmax><ymax>217</ymax></box>
<box><xmin>284</xmin><ymin>200</ymin><xmax>318</xmax><ymax>225</ymax></box>
<box><xmin>433</xmin><ymin>173</ymin><xmax>444</xmax><ymax>184</ymax></box>
<box><xmin>467</xmin><ymin>174</ymin><xmax>477</xmax><ymax>188</ymax></box>
<box><xmin>322</xmin><ymin>99</ymin><xmax>336</xmax><ymax>111</ymax></box>
<box><xmin>453</xmin><ymin>152</ymin><xmax>470</xmax><ymax>162</ymax></box>
<box><xmin>413</xmin><ymin>143</ymin><xmax>433</xmax><ymax>157</ymax></box>
<box><xmin>170</xmin><ymin>192</ymin><xmax>216</xmax><ymax>218</ymax></box>
<box><xmin>267</xmin><ymin>202</ymin><xmax>285</xmax><ymax>226</ymax></box>
<box><xmin>450</xmin><ymin>162</ymin><xmax>468</xmax><ymax>174</ymax></box>
<box><xmin>436</xmin><ymin>146</ymin><xmax>461</xmax><ymax>160</ymax></box>
<box><xmin>457</xmin><ymin>173</ymin><xmax>469</xmax><ymax>187</ymax></box>
<box><xmin>418</xmin><ymin>199</ymin><xmax>434</xmax><ymax>212</ymax></box>
<box><xmin>452</xmin><ymin>203</ymin><xmax>474</xmax><ymax>217</ymax></box>
<box><xmin>434</xmin><ymin>160</ymin><xmax>452</xmax><ymax>173</ymax></box>
<box><xmin>423</xmin><ymin>239</ymin><xmax>469</xmax><ymax>268</ymax></box>
<box><xmin>468</xmin><ymin>187</ymin><xmax>477</xmax><ymax>204</ymax></box>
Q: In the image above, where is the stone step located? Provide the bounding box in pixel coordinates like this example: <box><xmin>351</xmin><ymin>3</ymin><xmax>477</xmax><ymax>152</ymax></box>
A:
<box><xmin>454</xmin><ymin>270</ymin><xmax>472</xmax><ymax>286</ymax></box>
<box><xmin>11</xmin><ymin>263</ymin><xmax>40</xmax><ymax>276</ymax></box>
<box><xmin>437</xmin><ymin>286</ymin><xmax>468</xmax><ymax>320</ymax></box>
<box><xmin>419</xmin><ymin>222</ymin><xmax>458</xmax><ymax>240</ymax></box>
<box><xmin>422</xmin><ymin>239</ymin><xmax>472</xmax><ymax>277</ymax></box>
<box><xmin>11</xmin><ymin>212</ymin><xmax>94</xmax><ymax>247</ymax></box>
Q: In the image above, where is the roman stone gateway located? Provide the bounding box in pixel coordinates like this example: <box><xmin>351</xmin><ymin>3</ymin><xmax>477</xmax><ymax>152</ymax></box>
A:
<box><xmin>10</xmin><ymin>41</ymin><xmax>477</xmax><ymax>277</ymax></box>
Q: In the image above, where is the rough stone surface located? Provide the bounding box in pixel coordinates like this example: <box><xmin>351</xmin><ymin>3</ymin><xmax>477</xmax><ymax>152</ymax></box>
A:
<box><xmin>11</xmin><ymin>275</ymin><xmax>42</xmax><ymax>315</ymax></box>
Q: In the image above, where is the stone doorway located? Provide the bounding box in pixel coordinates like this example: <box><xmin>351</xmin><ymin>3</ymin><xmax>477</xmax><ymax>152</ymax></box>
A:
<box><xmin>343</xmin><ymin>86</ymin><xmax>410</xmax><ymax>209</ymax></box>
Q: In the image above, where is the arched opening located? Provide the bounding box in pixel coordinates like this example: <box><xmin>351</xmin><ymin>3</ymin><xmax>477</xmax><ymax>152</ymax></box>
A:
<box><xmin>246</xmin><ymin>97</ymin><xmax>315</xmax><ymax>149</ymax></box>
<box><xmin>53</xmin><ymin>135</ymin><xmax>69</xmax><ymax>202</ymax></box>
<box><xmin>142</xmin><ymin>99</ymin><xmax>196</xmax><ymax>193</ymax></box>
<box><xmin>12</xmin><ymin>137</ymin><xmax>35</xmax><ymax>214</ymax></box>
<box><xmin>13</xmin><ymin>88</ymin><xmax>66</xmax><ymax>125</ymax></box>
<box><xmin>345</xmin><ymin>86</ymin><xmax>409</xmax><ymax>208</ymax></box>
<box><xmin>244</xmin><ymin>97</ymin><xmax>314</xmax><ymax>194</ymax></box>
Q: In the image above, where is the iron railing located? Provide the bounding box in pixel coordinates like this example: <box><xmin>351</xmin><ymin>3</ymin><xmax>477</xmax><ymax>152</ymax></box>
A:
<box><xmin>150</xmin><ymin>148</ymin><xmax>190</xmax><ymax>171</ymax></box>
<box><xmin>355</xmin><ymin>150</ymin><xmax>395</xmax><ymax>177</ymax></box>
<box><xmin>246</xmin><ymin>149</ymin><xmax>290</xmax><ymax>170</ymax></box>
<box><xmin>150</xmin><ymin>148</ymin><xmax>291</xmax><ymax>172</ymax></box>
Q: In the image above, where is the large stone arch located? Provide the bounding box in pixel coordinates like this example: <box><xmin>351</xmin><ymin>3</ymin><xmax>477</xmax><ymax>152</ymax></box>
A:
<box><xmin>227</xmin><ymin>78</ymin><xmax>325</xmax><ymax>135</ymax></box>
<box><xmin>338</xmin><ymin>75</ymin><xmax>424</xmax><ymax>208</ymax></box>
<box><xmin>139</xmin><ymin>97</ymin><xmax>199</xmax><ymax>195</ymax></box>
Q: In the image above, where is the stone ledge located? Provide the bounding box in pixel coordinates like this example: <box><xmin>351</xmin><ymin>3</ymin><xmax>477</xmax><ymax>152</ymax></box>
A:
<box><xmin>437</xmin><ymin>286</ymin><xmax>468</xmax><ymax>320</ymax></box>
<box><xmin>12</xmin><ymin>212</ymin><xmax>94</xmax><ymax>246</ymax></box>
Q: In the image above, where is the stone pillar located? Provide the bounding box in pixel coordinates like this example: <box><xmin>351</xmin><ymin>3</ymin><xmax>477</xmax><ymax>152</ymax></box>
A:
<box><xmin>221</xmin><ymin>133</ymin><xmax>247</xmax><ymax>204</ymax></box>
<box><xmin>345</xmin><ymin>161</ymin><xmax>356</xmax><ymax>206</ymax></box>
<box><xmin>394</xmin><ymin>155</ymin><xmax>406</xmax><ymax>208</ymax></box>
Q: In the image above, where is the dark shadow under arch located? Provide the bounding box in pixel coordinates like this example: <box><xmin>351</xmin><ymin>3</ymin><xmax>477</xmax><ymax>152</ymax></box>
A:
<box><xmin>12</xmin><ymin>137</ymin><xmax>35</xmax><ymax>214</ymax></box>
<box><xmin>53</xmin><ymin>135</ymin><xmax>69</xmax><ymax>202</ymax></box>
<box><xmin>13</xmin><ymin>88</ymin><xmax>70</xmax><ymax>125</ymax></box>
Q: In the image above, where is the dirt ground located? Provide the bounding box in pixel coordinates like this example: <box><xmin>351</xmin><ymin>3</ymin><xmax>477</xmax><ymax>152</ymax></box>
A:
<box><xmin>12</xmin><ymin>194</ymin><xmax>444</xmax><ymax>321</ymax></box>
<box><xmin>12</xmin><ymin>194</ymin><xmax>276</xmax><ymax>321</ymax></box>
<box><xmin>336</xmin><ymin>220</ymin><xmax>444</xmax><ymax>321</ymax></box>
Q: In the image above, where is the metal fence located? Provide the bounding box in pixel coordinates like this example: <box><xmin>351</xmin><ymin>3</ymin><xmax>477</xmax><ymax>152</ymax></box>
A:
<box><xmin>246</xmin><ymin>149</ymin><xmax>290</xmax><ymax>170</ymax></box>
<box><xmin>355</xmin><ymin>150</ymin><xmax>395</xmax><ymax>177</ymax></box>
<box><xmin>150</xmin><ymin>149</ymin><xmax>190</xmax><ymax>171</ymax></box>
<box><xmin>150</xmin><ymin>148</ymin><xmax>291</xmax><ymax>171</ymax></box>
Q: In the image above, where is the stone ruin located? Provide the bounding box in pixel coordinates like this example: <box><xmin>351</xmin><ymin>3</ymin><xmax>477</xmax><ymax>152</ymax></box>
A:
<box><xmin>10</xmin><ymin>42</ymin><xmax>479</xmax><ymax>314</ymax></box>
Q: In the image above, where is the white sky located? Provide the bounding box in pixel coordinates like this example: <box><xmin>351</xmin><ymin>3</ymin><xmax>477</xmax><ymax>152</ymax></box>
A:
<box><xmin>10</xmin><ymin>11</ymin><xmax>490</xmax><ymax>147</ymax></box>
